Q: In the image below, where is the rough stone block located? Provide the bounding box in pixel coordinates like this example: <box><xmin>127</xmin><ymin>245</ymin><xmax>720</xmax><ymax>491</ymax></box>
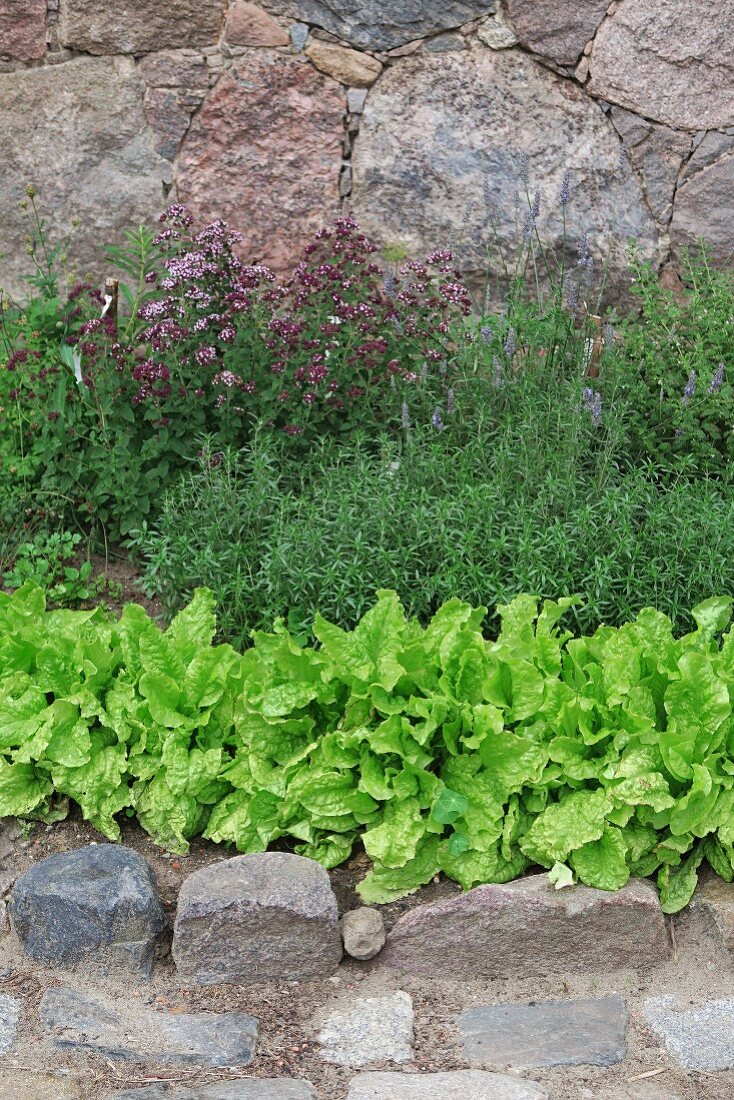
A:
<box><xmin>350</xmin><ymin>48</ymin><xmax>660</xmax><ymax>310</ymax></box>
<box><xmin>0</xmin><ymin>995</ymin><xmax>19</xmax><ymax>1056</ymax></box>
<box><xmin>306</xmin><ymin>39</ymin><xmax>382</xmax><ymax>85</ymax></box>
<box><xmin>172</xmin><ymin>852</ymin><xmax>342</xmax><ymax>984</ymax></box>
<box><xmin>459</xmin><ymin>996</ymin><xmax>628</xmax><ymax>1068</ymax></box>
<box><xmin>0</xmin><ymin>57</ymin><xmax>165</xmax><ymax>302</ymax></box>
<box><xmin>59</xmin><ymin>0</ymin><xmax>226</xmax><ymax>54</ymax></box>
<box><xmin>587</xmin><ymin>0</ymin><xmax>734</xmax><ymax>131</ymax></box>
<box><xmin>0</xmin><ymin>1071</ymin><xmax>80</xmax><ymax>1100</ymax></box>
<box><xmin>675</xmin><ymin>869</ymin><xmax>734</xmax><ymax>951</ymax></box>
<box><xmin>177</xmin><ymin>54</ymin><xmax>343</xmax><ymax>277</ymax></box>
<box><xmin>225</xmin><ymin>2</ymin><xmax>290</xmax><ymax>46</ymax></box>
<box><xmin>40</xmin><ymin>987</ymin><xmax>258</xmax><ymax>1066</ymax></box>
<box><xmin>504</xmin><ymin>0</ymin><xmax>608</xmax><ymax>65</ymax></box>
<box><xmin>10</xmin><ymin>844</ymin><xmax>165</xmax><ymax>976</ymax></box>
<box><xmin>264</xmin><ymin>0</ymin><xmax>496</xmax><ymax>51</ymax></box>
<box><xmin>382</xmin><ymin>874</ymin><xmax>669</xmax><ymax>978</ymax></box>
<box><xmin>0</xmin><ymin>0</ymin><xmax>46</xmax><ymax>61</ymax></box>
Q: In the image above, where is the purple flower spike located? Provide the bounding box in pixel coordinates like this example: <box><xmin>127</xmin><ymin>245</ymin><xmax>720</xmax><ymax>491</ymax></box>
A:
<box><xmin>432</xmin><ymin>407</ymin><xmax>445</xmax><ymax>431</ymax></box>
<box><xmin>709</xmin><ymin>362</ymin><xmax>725</xmax><ymax>395</ymax></box>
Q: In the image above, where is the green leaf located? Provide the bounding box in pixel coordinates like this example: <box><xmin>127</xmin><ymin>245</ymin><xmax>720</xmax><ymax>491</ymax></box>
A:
<box><xmin>431</xmin><ymin>788</ymin><xmax>469</xmax><ymax>825</ymax></box>
<box><xmin>691</xmin><ymin>596</ymin><xmax>733</xmax><ymax>642</ymax></box>
<box><xmin>570</xmin><ymin>825</ymin><xmax>630</xmax><ymax>890</ymax></box>
<box><xmin>357</xmin><ymin>837</ymin><xmax>440</xmax><ymax>903</ymax></box>
<box><xmin>548</xmin><ymin>861</ymin><xmax>575</xmax><ymax>889</ymax></box>
<box><xmin>658</xmin><ymin>845</ymin><xmax>705</xmax><ymax>914</ymax></box>
<box><xmin>520</xmin><ymin>789</ymin><xmax>612</xmax><ymax>866</ymax></box>
<box><xmin>362</xmin><ymin>797</ymin><xmax>425</xmax><ymax>868</ymax></box>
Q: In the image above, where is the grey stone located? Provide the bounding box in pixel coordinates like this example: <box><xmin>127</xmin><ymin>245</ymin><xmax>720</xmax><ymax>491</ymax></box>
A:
<box><xmin>318</xmin><ymin>991</ymin><xmax>413</xmax><ymax>1067</ymax></box>
<box><xmin>350</xmin><ymin>48</ymin><xmax>660</xmax><ymax>311</ymax></box>
<box><xmin>681</xmin><ymin>131</ymin><xmax>734</xmax><ymax>179</ymax></box>
<box><xmin>381</xmin><ymin>873</ymin><xmax>668</xmax><ymax>979</ymax></box>
<box><xmin>172</xmin><ymin>853</ymin><xmax>342</xmax><ymax>985</ymax></box>
<box><xmin>265</xmin><ymin>0</ymin><xmax>496</xmax><ymax>52</ymax></box>
<box><xmin>347</xmin><ymin>87</ymin><xmax>368</xmax><ymax>113</ymax></box>
<box><xmin>610</xmin><ymin>106</ymin><xmax>691</xmax><ymax>223</ymax></box>
<box><xmin>346</xmin><ymin>1071</ymin><xmax>548</xmax><ymax>1099</ymax></box>
<box><xmin>0</xmin><ymin>994</ymin><xmax>19</xmax><ymax>1055</ymax></box>
<box><xmin>644</xmin><ymin>995</ymin><xmax>734</xmax><ymax>1070</ymax></box>
<box><xmin>476</xmin><ymin>17</ymin><xmax>518</xmax><ymax>49</ymax></box>
<box><xmin>341</xmin><ymin>907</ymin><xmax>386</xmax><ymax>960</ymax></box>
<box><xmin>290</xmin><ymin>22</ymin><xmax>309</xmax><ymax>51</ymax></box>
<box><xmin>108</xmin><ymin>1080</ymin><xmax>316</xmax><ymax>1099</ymax></box>
<box><xmin>0</xmin><ymin>58</ymin><xmax>165</xmax><ymax>302</ymax></box>
<box><xmin>10</xmin><ymin>844</ymin><xmax>165</xmax><ymax>977</ymax></box>
<box><xmin>39</xmin><ymin>987</ymin><xmax>257</xmax><ymax>1067</ymax></box>
<box><xmin>425</xmin><ymin>33</ymin><xmax>466</xmax><ymax>52</ymax></box>
<box><xmin>588</xmin><ymin>0</ymin><xmax>734</xmax><ymax>131</ymax></box>
<box><xmin>505</xmin><ymin>0</ymin><xmax>608</xmax><ymax>65</ymax></box>
<box><xmin>459</xmin><ymin>996</ymin><xmax>628</xmax><ymax>1068</ymax></box>
<box><xmin>671</xmin><ymin>152</ymin><xmax>734</xmax><ymax>266</ymax></box>
<box><xmin>674</xmin><ymin>868</ymin><xmax>734</xmax><ymax>955</ymax></box>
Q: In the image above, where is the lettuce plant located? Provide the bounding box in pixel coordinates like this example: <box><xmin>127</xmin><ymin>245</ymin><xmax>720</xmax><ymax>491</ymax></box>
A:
<box><xmin>3</xmin><ymin>583</ymin><xmax>734</xmax><ymax>913</ymax></box>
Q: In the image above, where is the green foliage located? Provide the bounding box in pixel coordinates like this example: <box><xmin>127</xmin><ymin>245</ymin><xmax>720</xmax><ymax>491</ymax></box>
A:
<box><xmin>5</xmin><ymin>584</ymin><xmax>734</xmax><ymax>912</ymax></box>
<box><xmin>3</xmin><ymin>530</ymin><xmax>103</xmax><ymax>604</ymax></box>
<box><xmin>611</xmin><ymin>244</ymin><xmax>734</xmax><ymax>474</ymax></box>
<box><xmin>136</xmin><ymin>415</ymin><xmax>734</xmax><ymax>647</ymax></box>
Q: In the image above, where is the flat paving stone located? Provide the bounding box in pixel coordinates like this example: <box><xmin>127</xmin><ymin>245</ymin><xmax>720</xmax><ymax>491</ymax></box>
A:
<box><xmin>0</xmin><ymin>993</ymin><xmax>19</xmax><ymax>1054</ymax></box>
<box><xmin>108</xmin><ymin>1080</ymin><xmax>316</xmax><ymax>1099</ymax></box>
<box><xmin>318</xmin><ymin>991</ymin><xmax>413</xmax><ymax>1067</ymax></box>
<box><xmin>644</xmin><ymin>994</ymin><xmax>734</xmax><ymax>1070</ymax></box>
<box><xmin>39</xmin><ymin>987</ymin><xmax>257</xmax><ymax>1067</ymax></box>
<box><xmin>459</xmin><ymin>995</ymin><xmax>628</xmax><ymax>1068</ymax></box>
<box><xmin>346</xmin><ymin>1070</ymin><xmax>549</xmax><ymax>1099</ymax></box>
<box><xmin>0</xmin><ymin>1071</ymin><xmax>80</xmax><ymax>1099</ymax></box>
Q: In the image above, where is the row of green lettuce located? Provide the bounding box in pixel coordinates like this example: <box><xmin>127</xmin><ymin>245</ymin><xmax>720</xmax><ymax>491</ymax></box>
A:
<box><xmin>3</xmin><ymin>583</ymin><xmax>734</xmax><ymax>911</ymax></box>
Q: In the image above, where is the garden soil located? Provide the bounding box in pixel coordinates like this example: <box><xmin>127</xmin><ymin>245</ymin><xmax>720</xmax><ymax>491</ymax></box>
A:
<box><xmin>0</xmin><ymin>815</ymin><xmax>730</xmax><ymax>1099</ymax></box>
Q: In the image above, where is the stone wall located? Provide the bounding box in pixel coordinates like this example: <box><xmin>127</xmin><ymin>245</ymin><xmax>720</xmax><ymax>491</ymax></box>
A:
<box><xmin>1</xmin><ymin>0</ymin><xmax>732</xmax><ymax>302</ymax></box>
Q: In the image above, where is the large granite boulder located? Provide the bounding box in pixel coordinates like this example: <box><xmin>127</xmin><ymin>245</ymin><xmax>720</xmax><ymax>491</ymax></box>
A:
<box><xmin>0</xmin><ymin>58</ymin><xmax>164</xmax><ymax>302</ymax></box>
<box><xmin>177</xmin><ymin>52</ymin><xmax>344</xmax><ymax>275</ymax></box>
<box><xmin>9</xmin><ymin>844</ymin><xmax>166</xmax><ymax>976</ymax></box>
<box><xmin>350</xmin><ymin>46</ymin><xmax>660</xmax><ymax>307</ymax></box>
<box><xmin>381</xmin><ymin>874</ymin><xmax>670</xmax><ymax>978</ymax></box>
<box><xmin>588</xmin><ymin>0</ymin><xmax>734</xmax><ymax>131</ymax></box>
<box><xmin>172</xmin><ymin>852</ymin><xmax>342</xmax><ymax>984</ymax></box>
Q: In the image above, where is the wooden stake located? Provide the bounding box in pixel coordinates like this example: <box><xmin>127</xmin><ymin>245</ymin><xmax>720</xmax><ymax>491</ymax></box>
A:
<box><xmin>103</xmin><ymin>277</ymin><xmax>119</xmax><ymax>333</ymax></box>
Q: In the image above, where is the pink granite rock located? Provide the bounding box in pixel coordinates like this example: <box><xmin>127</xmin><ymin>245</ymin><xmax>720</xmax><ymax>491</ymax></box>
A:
<box><xmin>588</xmin><ymin>0</ymin><xmax>734</xmax><ymax>131</ymax></box>
<box><xmin>382</xmin><ymin>874</ymin><xmax>670</xmax><ymax>978</ymax></box>
<box><xmin>176</xmin><ymin>52</ymin><xmax>344</xmax><ymax>273</ymax></box>
<box><xmin>0</xmin><ymin>0</ymin><xmax>46</xmax><ymax>61</ymax></box>
<box><xmin>225</xmin><ymin>1</ymin><xmax>289</xmax><ymax>47</ymax></box>
<box><xmin>504</xmin><ymin>0</ymin><xmax>608</xmax><ymax>65</ymax></box>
